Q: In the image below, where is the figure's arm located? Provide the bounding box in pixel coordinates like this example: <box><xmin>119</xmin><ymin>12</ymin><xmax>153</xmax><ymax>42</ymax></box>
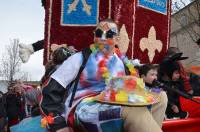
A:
<box><xmin>40</xmin><ymin>78</ymin><xmax>68</xmax><ymax>131</ymax></box>
<box><xmin>40</xmin><ymin>52</ymin><xmax>82</xmax><ymax>131</ymax></box>
<box><xmin>32</xmin><ymin>40</ymin><xmax>44</xmax><ymax>52</ymax></box>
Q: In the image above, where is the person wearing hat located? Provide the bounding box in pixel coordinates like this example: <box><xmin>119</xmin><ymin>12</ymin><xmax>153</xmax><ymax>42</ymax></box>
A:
<box><xmin>164</xmin><ymin>47</ymin><xmax>193</xmax><ymax>95</ymax></box>
<box><xmin>159</xmin><ymin>59</ymin><xmax>189</xmax><ymax>119</ymax></box>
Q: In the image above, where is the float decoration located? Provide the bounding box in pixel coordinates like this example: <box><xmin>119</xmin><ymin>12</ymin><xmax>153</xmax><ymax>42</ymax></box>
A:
<box><xmin>140</xmin><ymin>26</ymin><xmax>163</xmax><ymax>62</ymax></box>
<box><xmin>44</xmin><ymin>0</ymin><xmax>171</xmax><ymax>64</ymax></box>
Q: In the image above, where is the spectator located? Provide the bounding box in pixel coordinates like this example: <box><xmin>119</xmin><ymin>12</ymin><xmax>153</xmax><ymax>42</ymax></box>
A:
<box><xmin>190</xmin><ymin>74</ymin><xmax>200</xmax><ymax>96</ymax></box>
<box><xmin>0</xmin><ymin>90</ymin><xmax>7</xmax><ymax>132</ymax></box>
<box><xmin>163</xmin><ymin>47</ymin><xmax>193</xmax><ymax>94</ymax></box>
<box><xmin>6</xmin><ymin>82</ymin><xmax>25</xmax><ymax>132</ymax></box>
<box><xmin>10</xmin><ymin>89</ymin><xmax>46</xmax><ymax>132</ymax></box>
<box><xmin>159</xmin><ymin>60</ymin><xmax>189</xmax><ymax>119</ymax></box>
<box><xmin>14</xmin><ymin>80</ymin><xmax>26</xmax><ymax>120</ymax></box>
<box><xmin>138</xmin><ymin>64</ymin><xmax>168</xmax><ymax>124</ymax></box>
<box><xmin>24</xmin><ymin>89</ymin><xmax>41</xmax><ymax>117</ymax></box>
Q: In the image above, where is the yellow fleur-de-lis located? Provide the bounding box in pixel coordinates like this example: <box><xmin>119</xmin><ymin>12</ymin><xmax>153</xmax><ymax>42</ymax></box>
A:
<box><xmin>139</xmin><ymin>26</ymin><xmax>163</xmax><ymax>62</ymax></box>
<box><xmin>67</xmin><ymin>0</ymin><xmax>91</xmax><ymax>16</ymax></box>
<box><xmin>81</xmin><ymin>0</ymin><xmax>91</xmax><ymax>16</ymax></box>
<box><xmin>67</xmin><ymin>0</ymin><xmax>79</xmax><ymax>13</ymax></box>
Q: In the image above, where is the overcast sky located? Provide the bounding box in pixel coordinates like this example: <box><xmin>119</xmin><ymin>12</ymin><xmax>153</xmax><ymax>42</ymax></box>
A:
<box><xmin>0</xmin><ymin>0</ymin><xmax>45</xmax><ymax>81</ymax></box>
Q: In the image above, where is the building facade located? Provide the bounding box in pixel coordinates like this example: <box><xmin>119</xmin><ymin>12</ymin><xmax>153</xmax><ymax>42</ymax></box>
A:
<box><xmin>170</xmin><ymin>0</ymin><xmax>200</xmax><ymax>66</ymax></box>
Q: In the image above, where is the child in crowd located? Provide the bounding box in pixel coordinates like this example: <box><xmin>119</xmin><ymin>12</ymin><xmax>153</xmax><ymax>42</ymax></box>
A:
<box><xmin>165</xmin><ymin>47</ymin><xmax>193</xmax><ymax>94</ymax></box>
<box><xmin>159</xmin><ymin>59</ymin><xmax>189</xmax><ymax>119</ymax></box>
<box><xmin>139</xmin><ymin>64</ymin><xmax>159</xmax><ymax>90</ymax></box>
<box><xmin>138</xmin><ymin>64</ymin><xmax>168</xmax><ymax>122</ymax></box>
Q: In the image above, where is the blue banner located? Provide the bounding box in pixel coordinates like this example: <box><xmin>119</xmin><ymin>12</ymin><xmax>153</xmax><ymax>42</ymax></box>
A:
<box><xmin>138</xmin><ymin>0</ymin><xmax>167</xmax><ymax>14</ymax></box>
<box><xmin>62</xmin><ymin>0</ymin><xmax>99</xmax><ymax>26</ymax></box>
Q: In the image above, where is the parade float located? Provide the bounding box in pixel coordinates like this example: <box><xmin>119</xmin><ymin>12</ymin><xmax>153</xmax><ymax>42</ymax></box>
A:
<box><xmin>43</xmin><ymin>0</ymin><xmax>171</xmax><ymax>64</ymax></box>
<box><xmin>34</xmin><ymin>0</ymin><xmax>200</xmax><ymax>131</ymax></box>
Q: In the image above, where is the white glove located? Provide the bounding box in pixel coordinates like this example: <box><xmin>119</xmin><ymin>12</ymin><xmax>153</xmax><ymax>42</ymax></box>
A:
<box><xmin>19</xmin><ymin>44</ymin><xmax>34</xmax><ymax>63</ymax></box>
<box><xmin>131</xmin><ymin>59</ymin><xmax>142</xmax><ymax>66</ymax></box>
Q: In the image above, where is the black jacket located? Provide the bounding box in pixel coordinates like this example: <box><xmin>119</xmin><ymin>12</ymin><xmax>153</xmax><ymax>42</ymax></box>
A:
<box><xmin>0</xmin><ymin>91</ymin><xmax>6</xmax><ymax>118</ymax></box>
<box><xmin>163</xmin><ymin>80</ymin><xmax>186</xmax><ymax>107</ymax></box>
<box><xmin>40</xmin><ymin>79</ymin><xmax>68</xmax><ymax>131</ymax></box>
<box><xmin>5</xmin><ymin>93</ymin><xmax>21</xmax><ymax>120</ymax></box>
<box><xmin>161</xmin><ymin>79</ymin><xmax>188</xmax><ymax>118</ymax></box>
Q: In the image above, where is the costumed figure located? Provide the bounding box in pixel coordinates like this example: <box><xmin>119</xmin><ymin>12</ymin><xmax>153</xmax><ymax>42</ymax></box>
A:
<box><xmin>40</xmin><ymin>19</ymin><xmax>167</xmax><ymax>132</ymax></box>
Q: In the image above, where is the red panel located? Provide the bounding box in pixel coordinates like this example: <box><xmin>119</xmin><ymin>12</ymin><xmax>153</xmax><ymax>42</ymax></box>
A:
<box><xmin>163</xmin><ymin>97</ymin><xmax>200</xmax><ymax>132</ymax></box>
<box><xmin>180</xmin><ymin>96</ymin><xmax>200</xmax><ymax>118</ymax></box>
<box><xmin>44</xmin><ymin>0</ymin><xmax>110</xmax><ymax>63</ymax></box>
<box><xmin>111</xmin><ymin>0</ymin><xmax>134</xmax><ymax>59</ymax></box>
<box><xmin>162</xmin><ymin>118</ymin><xmax>200</xmax><ymax>132</ymax></box>
<box><xmin>133</xmin><ymin>0</ymin><xmax>171</xmax><ymax>63</ymax></box>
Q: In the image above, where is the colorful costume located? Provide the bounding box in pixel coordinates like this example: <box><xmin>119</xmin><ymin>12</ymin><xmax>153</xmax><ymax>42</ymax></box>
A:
<box><xmin>41</xmin><ymin>20</ymin><xmax>167</xmax><ymax>132</ymax></box>
<box><xmin>41</xmin><ymin>47</ymin><xmax>167</xmax><ymax>132</ymax></box>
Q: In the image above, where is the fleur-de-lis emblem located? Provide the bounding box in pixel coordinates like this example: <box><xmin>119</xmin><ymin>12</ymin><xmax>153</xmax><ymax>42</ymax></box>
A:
<box><xmin>118</xmin><ymin>24</ymin><xmax>129</xmax><ymax>54</ymax></box>
<box><xmin>139</xmin><ymin>26</ymin><xmax>163</xmax><ymax>62</ymax></box>
<box><xmin>68</xmin><ymin>0</ymin><xmax>91</xmax><ymax>16</ymax></box>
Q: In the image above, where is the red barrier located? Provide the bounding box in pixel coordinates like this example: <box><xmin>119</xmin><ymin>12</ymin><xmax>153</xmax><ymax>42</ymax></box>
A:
<box><xmin>162</xmin><ymin>118</ymin><xmax>200</xmax><ymax>132</ymax></box>
<box><xmin>180</xmin><ymin>96</ymin><xmax>200</xmax><ymax>117</ymax></box>
<box><xmin>163</xmin><ymin>96</ymin><xmax>200</xmax><ymax>132</ymax></box>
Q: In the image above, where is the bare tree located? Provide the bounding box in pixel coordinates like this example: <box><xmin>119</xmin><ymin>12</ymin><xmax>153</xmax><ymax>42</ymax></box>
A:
<box><xmin>0</xmin><ymin>39</ymin><xmax>22</xmax><ymax>84</ymax></box>
<box><xmin>172</xmin><ymin>0</ymin><xmax>200</xmax><ymax>43</ymax></box>
<box><xmin>172</xmin><ymin>0</ymin><xmax>188</xmax><ymax>13</ymax></box>
<box><xmin>19</xmin><ymin>71</ymin><xmax>32</xmax><ymax>82</ymax></box>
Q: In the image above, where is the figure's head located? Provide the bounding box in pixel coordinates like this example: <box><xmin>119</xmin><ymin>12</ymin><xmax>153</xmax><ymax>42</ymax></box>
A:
<box><xmin>52</xmin><ymin>47</ymin><xmax>74</xmax><ymax>65</ymax></box>
<box><xmin>139</xmin><ymin>64</ymin><xmax>158</xmax><ymax>84</ymax></box>
<box><xmin>94</xmin><ymin>19</ymin><xmax>119</xmax><ymax>53</ymax></box>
